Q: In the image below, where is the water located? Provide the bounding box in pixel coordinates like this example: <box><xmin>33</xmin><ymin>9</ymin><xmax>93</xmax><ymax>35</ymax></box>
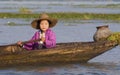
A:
<box><xmin>0</xmin><ymin>18</ymin><xmax>120</xmax><ymax>75</ymax></box>
<box><xmin>0</xmin><ymin>63</ymin><xmax>120</xmax><ymax>75</ymax></box>
<box><xmin>0</xmin><ymin>0</ymin><xmax>120</xmax><ymax>14</ymax></box>
<box><xmin>0</xmin><ymin>0</ymin><xmax>120</xmax><ymax>75</ymax></box>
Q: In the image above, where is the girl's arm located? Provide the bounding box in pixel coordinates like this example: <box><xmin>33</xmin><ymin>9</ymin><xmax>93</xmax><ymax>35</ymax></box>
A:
<box><xmin>44</xmin><ymin>30</ymin><xmax>56</xmax><ymax>48</ymax></box>
<box><xmin>23</xmin><ymin>31</ymin><xmax>39</xmax><ymax>50</ymax></box>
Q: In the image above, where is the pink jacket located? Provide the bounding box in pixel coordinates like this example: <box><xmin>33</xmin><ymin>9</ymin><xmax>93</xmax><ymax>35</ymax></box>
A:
<box><xmin>23</xmin><ymin>29</ymin><xmax>56</xmax><ymax>50</ymax></box>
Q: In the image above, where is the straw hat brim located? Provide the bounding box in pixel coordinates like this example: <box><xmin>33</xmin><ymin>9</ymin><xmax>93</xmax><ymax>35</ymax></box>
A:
<box><xmin>31</xmin><ymin>18</ymin><xmax>58</xmax><ymax>29</ymax></box>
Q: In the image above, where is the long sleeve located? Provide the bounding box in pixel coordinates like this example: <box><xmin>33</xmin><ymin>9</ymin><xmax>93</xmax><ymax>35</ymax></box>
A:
<box><xmin>44</xmin><ymin>29</ymin><xmax>56</xmax><ymax>48</ymax></box>
<box><xmin>23</xmin><ymin>29</ymin><xmax>56</xmax><ymax>50</ymax></box>
<box><xmin>23</xmin><ymin>31</ymin><xmax>40</xmax><ymax>50</ymax></box>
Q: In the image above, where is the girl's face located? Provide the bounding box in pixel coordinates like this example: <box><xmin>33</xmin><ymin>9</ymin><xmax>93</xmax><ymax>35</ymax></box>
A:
<box><xmin>39</xmin><ymin>20</ymin><xmax>49</xmax><ymax>32</ymax></box>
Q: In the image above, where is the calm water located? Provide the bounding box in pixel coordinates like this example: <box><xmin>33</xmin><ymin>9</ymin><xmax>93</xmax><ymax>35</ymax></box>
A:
<box><xmin>0</xmin><ymin>18</ymin><xmax>120</xmax><ymax>75</ymax></box>
<box><xmin>0</xmin><ymin>0</ymin><xmax>120</xmax><ymax>14</ymax></box>
<box><xmin>0</xmin><ymin>0</ymin><xmax>120</xmax><ymax>75</ymax></box>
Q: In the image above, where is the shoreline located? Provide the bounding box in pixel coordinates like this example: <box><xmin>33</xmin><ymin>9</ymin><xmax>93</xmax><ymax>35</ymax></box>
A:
<box><xmin>0</xmin><ymin>12</ymin><xmax>119</xmax><ymax>21</ymax></box>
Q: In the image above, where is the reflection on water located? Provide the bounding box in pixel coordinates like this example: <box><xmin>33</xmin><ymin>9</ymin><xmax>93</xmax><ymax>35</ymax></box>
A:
<box><xmin>0</xmin><ymin>62</ymin><xmax>120</xmax><ymax>75</ymax></box>
<box><xmin>0</xmin><ymin>19</ymin><xmax>120</xmax><ymax>75</ymax></box>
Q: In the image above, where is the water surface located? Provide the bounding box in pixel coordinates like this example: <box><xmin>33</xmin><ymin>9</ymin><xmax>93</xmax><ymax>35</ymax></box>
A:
<box><xmin>0</xmin><ymin>0</ymin><xmax>120</xmax><ymax>74</ymax></box>
<box><xmin>0</xmin><ymin>1</ymin><xmax>120</xmax><ymax>14</ymax></box>
<box><xmin>0</xmin><ymin>19</ymin><xmax>120</xmax><ymax>75</ymax></box>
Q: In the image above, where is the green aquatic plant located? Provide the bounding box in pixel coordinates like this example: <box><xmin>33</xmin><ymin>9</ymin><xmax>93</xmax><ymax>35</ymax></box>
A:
<box><xmin>19</xmin><ymin>7</ymin><xmax>32</xmax><ymax>14</ymax></box>
<box><xmin>0</xmin><ymin>13</ymin><xmax>120</xmax><ymax>21</ymax></box>
<box><xmin>106</xmin><ymin>4</ymin><xmax>120</xmax><ymax>8</ymax></box>
<box><xmin>7</xmin><ymin>21</ymin><xmax>16</xmax><ymax>26</ymax></box>
<box><xmin>107</xmin><ymin>32</ymin><xmax>120</xmax><ymax>45</ymax></box>
<box><xmin>73</xmin><ymin>4</ymin><xmax>120</xmax><ymax>8</ymax></box>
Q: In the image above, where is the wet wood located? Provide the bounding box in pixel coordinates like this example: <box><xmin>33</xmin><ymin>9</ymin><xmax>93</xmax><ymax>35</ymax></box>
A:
<box><xmin>0</xmin><ymin>41</ymin><xmax>118</xmax><ymax>67</ymax></box>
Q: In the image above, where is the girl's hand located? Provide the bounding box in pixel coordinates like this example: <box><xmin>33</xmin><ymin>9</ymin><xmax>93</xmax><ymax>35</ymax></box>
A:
<box><xmin>41</xmin><ymin>37</ymin><xmax>45</xmax><ymax>42</ymax></box>
<box><xmin>17</xmin><ymin>41</ymin><xmax>23</xmax><ymax>47</ymax></box>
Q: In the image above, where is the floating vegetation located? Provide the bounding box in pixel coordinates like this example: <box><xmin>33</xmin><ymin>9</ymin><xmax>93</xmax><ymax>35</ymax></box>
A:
<box><xmin>19</xmin><ymin>7</ymin><xmax>32</xmax><ymax>14</ymax></box>
<box><xmin>7</xmin><ymin>22</ymin><xmax>29</xmax><ymax>26</ymax></box>
<box><xmin>74</xmin><ymin>4</ymin><xmax>120</xmax><ymax>8</ymax></box>
<box><xmin>107</xmin><ymin>32</ymin><xmax>120</xmax><ymax>45</ymax></box>
<box><xmin>106</xmin><ymin>4</ymin><xmax>120</xmax><ymax>8</ymax></box>
<box><xmin>0</xmin><ymin>12</ymin><xmax>119</xmax><ymax>21</ymax></box>
<box><xmin>7</xmin><ymin>21</ymin><xmax>16</xmax><ymax>26</ymax></box>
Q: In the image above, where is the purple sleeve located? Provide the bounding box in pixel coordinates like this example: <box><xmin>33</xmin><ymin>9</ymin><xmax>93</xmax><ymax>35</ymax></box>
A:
<box><xmin>23</xmin><ymin>31</ymin><xmax>39</xmax><ymax>50</ymax></box>
<box><xmin>44</xmin><ymin>30</ymin><xmax>56</xmax><ymax>48</ymax></box>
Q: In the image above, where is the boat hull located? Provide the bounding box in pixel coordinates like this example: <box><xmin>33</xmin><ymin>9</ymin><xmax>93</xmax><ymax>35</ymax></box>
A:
<box><xmin>0</xmin><ymin>41</ymin><xmax>118</xmax><ymax>67</ymax></box>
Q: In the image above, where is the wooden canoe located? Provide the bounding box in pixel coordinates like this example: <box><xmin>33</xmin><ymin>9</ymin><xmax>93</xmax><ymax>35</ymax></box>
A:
<box><xmin>0</xmin><ymin>41</ymin><xmax>118</xmax><ymax>67</ymax></box>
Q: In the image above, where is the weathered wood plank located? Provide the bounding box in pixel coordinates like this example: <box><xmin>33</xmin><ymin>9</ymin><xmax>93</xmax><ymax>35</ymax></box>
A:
<box><xmin>0</xmin><ymin>41</ymin><xmax>118</xmax><ymax>67</ymax></box>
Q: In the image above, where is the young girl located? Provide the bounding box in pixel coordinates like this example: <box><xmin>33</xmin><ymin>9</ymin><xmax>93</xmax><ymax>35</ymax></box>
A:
<box><xmin>17</xmin><ymin>13</ymin><xmax>58</xmax><ymax>50</ymax></box>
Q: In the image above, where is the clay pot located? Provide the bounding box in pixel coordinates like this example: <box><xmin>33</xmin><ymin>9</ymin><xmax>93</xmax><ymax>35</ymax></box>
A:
<box><xmin>93</xmin><ymin>25</ymin><xmax>112</xmax><ymax>42</ymax></box>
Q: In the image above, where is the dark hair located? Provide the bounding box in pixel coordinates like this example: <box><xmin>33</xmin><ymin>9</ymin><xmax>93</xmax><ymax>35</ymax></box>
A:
<box><xmin>36</xmin><ymin>19</ymin><xmax>51</xmax><ymax>29</ymax></box>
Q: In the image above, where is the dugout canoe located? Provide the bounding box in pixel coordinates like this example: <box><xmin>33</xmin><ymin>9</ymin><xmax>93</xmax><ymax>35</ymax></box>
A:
<box><xmin>0</xmin><ymin>41</ymin><xmax>118</xmax><ymax>67</ymax></box>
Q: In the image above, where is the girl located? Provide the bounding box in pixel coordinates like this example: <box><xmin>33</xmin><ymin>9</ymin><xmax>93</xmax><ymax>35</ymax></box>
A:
<box><xmin>17</xmin><ymin>13</ymin><xmax>57</xmax><ymax>50</ymax></box>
